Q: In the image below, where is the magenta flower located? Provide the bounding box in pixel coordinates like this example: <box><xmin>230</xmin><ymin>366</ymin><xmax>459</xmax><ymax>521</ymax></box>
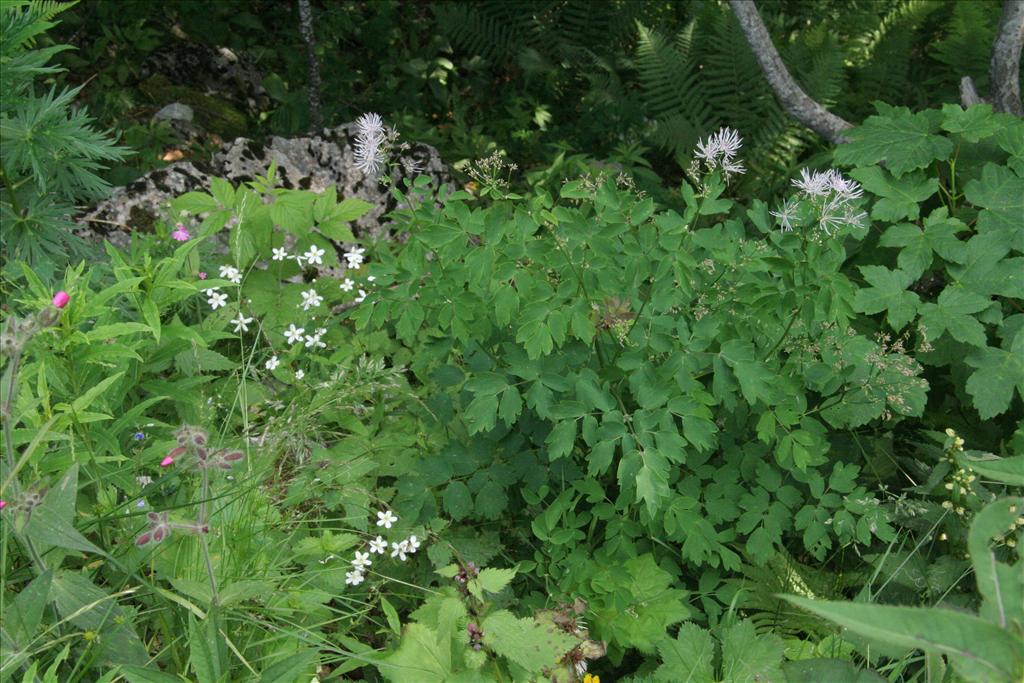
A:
<box><xmin>198</xmin><ymin>272</ymin><xmax>207</xmax><ymax>280</ymax></box>
<box><xmin>171</xmin><ymin>225</ymin><xmax>191</xmax><ymax>241</ymax></box>
<box><xmin>0</xmin><ymin>500</ymin><xmax>6</xmax><ymax>510</ymax></box>
<box><xmin>52</xmin><ymin>291</ymin><xmax>69</xmax><ymax>309</ymax></box>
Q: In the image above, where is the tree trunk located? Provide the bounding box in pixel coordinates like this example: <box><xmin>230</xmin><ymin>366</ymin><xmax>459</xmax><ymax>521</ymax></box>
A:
<box><xmin>297</xmin><ymin>0</ymin><xmax>323</xmax><ymax>131</ymax></box>
<box><xmin>989</xmin><ymin>0</ymin><xmax>1024</xmax><ymax>116</ymax></box>
<box><xmin>727</xmin><ymin>0</ymin><xmax>854</xmax><ymax>144</ymax></box>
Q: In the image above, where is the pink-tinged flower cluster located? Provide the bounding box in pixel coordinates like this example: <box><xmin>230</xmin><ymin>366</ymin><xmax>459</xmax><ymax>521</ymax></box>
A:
<box><xmin>171</xmin><ymin>225</ymin><xmax>191</xmax><ymax>241</ymax></box>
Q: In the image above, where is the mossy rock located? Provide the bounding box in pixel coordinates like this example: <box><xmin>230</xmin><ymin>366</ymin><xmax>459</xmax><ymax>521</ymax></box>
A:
<box><xmin>140</xmin><ymin>74</ymin><xmax>248</xmax><ymax>141</ymax></box>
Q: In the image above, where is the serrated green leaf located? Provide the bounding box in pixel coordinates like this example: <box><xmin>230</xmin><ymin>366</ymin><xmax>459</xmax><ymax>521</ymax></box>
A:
<box><xmin>442</xmin><ymin>481</ymin><xmax>473</xmax><ymax>521</ymax></box>
<box><xmin>653</xmin><ymin>623</ymin><xmax>714</xmax><ymax>682</ymax></box>
<box><xmin>918</xmin><ymin>287</ymin><xmax>990</xmax><ymax>347</ymax></box>
<box><xmin>965</xmin><ymin>338</ymin><xmax>1024</xmax><ymax>419</ymax></box>
<box><xmin>854</xmin><ymin>266</ymin><xmax>919</xmax><ymax>328</ymax></box>
<box><xmin>835</xmin><ymin>105</ymin><xmax>954</xmax><ymax>176</ymax></box>
<box><xmin>850</xmin><ymin>167</ymin><xmax>937</xmax><ymax>221</ymax></box>
<box><xmin>721</xmin><ymin>620</ymin><xmax>785</xmax><ymax>683</ymax></box>
<box><xmin>940</xmin><ymin>103</ymin><xmax>1006</xmax><ymax>142</ymax></box>
<box><xmin>546</xmin><ymin>419</ymin><xmax>577</xmax><ymax>460</ymax></box>
<box><xmin>477</xmin><ymin>567</ymin><xmax>516</xmax><ymax>594</ymax></box>
<box><xmin>481</xmin><ymin>610</ymin><xmax>578</xmax><ymax>673</ymax></box>
<box><xmin>964</xmin><ymin>163</ymin><xmax>1024</xmax><ymax>250</ymax></box>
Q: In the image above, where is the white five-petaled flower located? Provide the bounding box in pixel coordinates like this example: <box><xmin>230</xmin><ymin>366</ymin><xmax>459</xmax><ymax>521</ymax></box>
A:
<box><xmin>345</xmin><ymin>569</ymin><xmax>365</xmax><ymax>586</ymax></box>
<box><xmin>304</xmin><ymin>331</ymin><xmax>326</xmax><ymax>349</ymax></box>
<box><xmin>352</xmin><ymin>551</ymin><xmax>372</xmax><ymax>569</ymax></box>
<box><xmin>231</xmin><ymin>313</ymin><xmax>254</xmax><ymax>332</ymax></box>
<box><xmin>300</xmin><ymin>288</ymin><xmax>323</xmax><ymax>311</ymax></box>
<box><xmin>272</xmin><ymin>247</ymin><xmax>289</xmax><ymax>261</ymax></box>
<box><xmin>354</xmin><ymin>112</ymin><xmax>386</xmax><ymax>176</ymax></box>
<box><xmin>369</xmin><ymin>536</ymin><xmax>388</xmax><ymax>554</ymax></box>
<box><xmin>206</xmin><ymin>289</ymin><xmax>228</xmax><ymax>310</ymax></box>
<box><xmin>406</xmin><ymin>535</ymin><xmax>421</xmax><ymax>553</ymax></box>
<box><xmin>376</xmin><ymin>509</ymin><xmax>398</xmax><ymax>528</ymax></box>
<box><xmin>340</xmin><ymin>278</ymin><xmax>355</xmax><ymax>292</ymax></box>
<box><xmin>285</xmin><ymin>324</ymin><xmax>305</xmax><ymax>344</ymax></box>
<box><xmin>303</xmin><ymin>245</ymin><xmax>325</xmax><ymax>265</ymax></box>
<box><xmin>344</xmin><ymin>247</ymin><xmax>366</xmax><ymax>269</ymax></box>
<box><xmin>265</xmin><ymin>356</ymin><xmax>280</xmax><ymax>370</ymax></box>
<box><xmin>355</xmin><ymin>289</ymin><xmax>367</xmax><ymax>304</ymax></box>
<box><xmin>391</xmin><ymin>540</ymin><xmax>409</xmax><ymax>561</ymax></box>
<box><xmin>366</xmin><ymin>275</ymin><xmax>376</xmax><ymax>283</ymax></box>
<box><xmin>219</xmin><ymin>265</ymin><xmax>242</xmax><ymax>284</ymax></box>
<box><xmin>295</xmin><ymin>369</ymin><xmax>305</xmax><ymax>380</ymax></box>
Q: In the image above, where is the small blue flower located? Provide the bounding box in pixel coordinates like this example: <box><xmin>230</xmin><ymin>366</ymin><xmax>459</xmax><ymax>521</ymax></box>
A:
<box><xmin>133</xmin><ymin>432</ymin><xmax>145</xmax><ymax>441</ymax></box>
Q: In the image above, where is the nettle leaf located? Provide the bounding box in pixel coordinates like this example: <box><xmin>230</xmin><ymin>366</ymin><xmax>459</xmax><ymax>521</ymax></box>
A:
<box><xmin>878</xmin><ymin>208</ymin><xmax>967</xmax><ymax>279</ymax></box>
<box><xmin>965</xmin><ymin>333</ymin><xmax>1024</xmax><ymax>419</ymax></box>
<box><xmin>442</xmin><ymin>481</ymin><xmax>473</xmax><ymax>521</ymax></box>
<box><xmin>918</xmin><ymin>287</ymin><xmax>990</xmax><ymax>347</ymax></box>
<box><xmin>835</xmin><ymin>104</ymin><xmax>954</xmax><ymax>176</ymax></box>
<box><xmin>654</xmin><ymin>623</ymin><xmax>714</xmax><ymax>682</ymax></box>
<box><xmin>481</xmin><ymin>610</ymin><xmax>577</xmax><ymax>673</ymax></box>
<box><xmin>964</xmin><ymin>163</ymin><xmax>1024</xmax><ymax>250</ymax></box>
<box><xmin>854</xmin><ymin>266</ymin><xmax>919</xmax><ymax>329</ymax></box>
<box><xmin>474</xmin><ymin>479</ymin><xmax>509</xmax><ymax>520</ymax></box>
<box><xmin>720</xmin><ymin>620</ymin><xmax>785</xmax><ymax>683</ymax></box>
<box><xmin>476</xmin><ymin>567</ymin><xmax>516</xmax><ymax>594</ymax></box>
<box><xmin>849</xmin><ymin>167</ymin><xmax>937</xmax><ymax>221</ymax></box>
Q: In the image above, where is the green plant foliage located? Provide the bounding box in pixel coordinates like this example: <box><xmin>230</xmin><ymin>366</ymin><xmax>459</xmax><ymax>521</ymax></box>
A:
<box><xmin>0</xmin><ymin>0</ymin><xmax>127</xmax><ymax>277</ymax></box>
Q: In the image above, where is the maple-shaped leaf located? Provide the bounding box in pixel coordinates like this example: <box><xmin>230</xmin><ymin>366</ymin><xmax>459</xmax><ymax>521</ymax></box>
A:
<box><xmin>939</xmin><ymin>103</ymin><xmax>1011</xmax><ymax>143</ymax></box>
<box><xmin>948</xmin><ymin>232</ymin><xmax>1020</xmax><ymax>297</ymax></box>
<box><xmin>850</xmin><ymin>167</ymin><xmax>938</xmax><ymax>221</ymax></box>
<box><xmin>965</xmin><ymin>332</ymin><xmax>1024</xmax><ymax>419</ymax></box>
<box><xmin>964</xmin><ymin>163</ymin><xmax>1024</xmax><ymax>251</ymax></box>
<box><xmin>879</xmin><ymin>208</ymin><xmax>968</xmax><ymax>279</ymax></box>
<box><xmin>918</xmin><ymin>287</ymin><xmax>991</xmax><ymax>347</ymax></box>
<box><xmin>834</xmin><ymin>103</ymin><xmax>954</xmax><ymax>177</ymax></box>
<box><xmin>854</xmin><ymin>266</ymin><xmax>920</xmax><ymax>329</ymax></box>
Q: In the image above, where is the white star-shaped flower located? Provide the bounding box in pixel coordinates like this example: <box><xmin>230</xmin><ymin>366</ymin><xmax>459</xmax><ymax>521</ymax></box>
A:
<box><xmin>300</xmin><ymin>288</ymin><xmax>323</xmax><ymax>311</ymax></box>
<box><xmin>272</xmin><ymin>247</ymin><xmax>289</xmax><ymax>261</ymax></box>
<box><xmin>207</xmin><ymin>290</ymin><xmax>228</xmax><ymax>309</ymax></box>
<box><xmin>369</xmin><ymin>536</ymin><xmax>388</xmax><ymax>554</ymax></box>
<box><xmin>219</xmin><ymin>265</ymin><xmax>242</xmax><ymax>284</ymax></box>
<box><xmin>352</xmin><ymin>551</ymin><xmax>372</xmax><ymax>569</ymax></box>
<box><xmin>390</xmin><ymin>540</ymin><xmax>409</xmax><ymax>561</ymax></box>
<box><xmin>231</xmin><ymin>314</ymin><xmax>254</xmax><ymax>332</ymax></box>
<box><xmin>344</xmin><ymin>247</ymin><xmax>366</xmax><ymax>268</ymax></box>
<box><xmin>265</xmin><ymin>356</ymin><xmax>280</xmax><ymax>370</ymax></box>
<box><xmin>406</xmin><ymin>535</ymin><xmax>421</xmax><ymax>553</ymax></box>
<box><xmin>295</xmin><ymin>369</ymin><xmax>305</xmax><ymax>380</ymax></box>
<box><xmin>303</xmin><ymin>245</ymin><xmax>326</xmax><ymax>265</ymax></box>
<box><xmin>355</xmin><ymin>289</ymin><xmax>367</xmax><ymax>304</ymax></box>
<box><xmin>345</xmin><ymin>570</ymin><xmax>364</xmax><ymax>586</ymax></box>
<box><xmin>285</xmin><ymin>324</ymin><xmax>305</xmax><ymax>344</ymax></box>
<box><xmin>376</xmin><ymin>509</ymin><xmax>398</xmax><ymax>528</ymax></box>
<box><xmin>304</xmin><ymin>332</ymin><xmax>325</xmax><ymax>349</ymax></box>
<box><xmin>340</xmin><ymin>278</ymin><xmax>355</xmax><ymax>292</ymax></box>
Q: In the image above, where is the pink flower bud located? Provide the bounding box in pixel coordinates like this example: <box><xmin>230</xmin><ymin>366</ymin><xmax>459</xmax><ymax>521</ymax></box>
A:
<box><xmin>52</xmin><ymin>291</ymin><xmax>69</xmax><ymax>309</ymax></box>
<box><xmin>198</xmin><ymin>272</ymin><xmax>207</xmax><ymax>280</ymax></box>
<box><xmin>160</xmin><ymin>455</ymin><xmax>175</xmax><ymax>467</ymax></box>
<box><xmin>0</xmin><ymin>500</ymin><xmax>6</xmax><ymax>510</ymax></box>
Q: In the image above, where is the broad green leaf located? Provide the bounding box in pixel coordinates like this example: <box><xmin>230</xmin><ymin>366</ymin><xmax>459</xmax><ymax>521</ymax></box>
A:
<box><xmin>719</xmin><ymin>340</ymin><xmax>773</xmax><ymax>406</ymax></box>
<box><xmin>835</xmin><ymin>104</ymin><xmax>954</xmax><ymax>176</ymax></box>
<box><xmin>959</xmin><ymin>454</ymin><xmax>1024</xmax><ymax>487</ymax></box>
<box><xmin>967</xmin><ymin>497</ymin><xmax>1024</xmax><ymax>628</ymax></box>
<box><xmin>918</xmin><ymin>287</ymin><xmax>990</xmax><ymax>347</ymax></box>
<box><xmin>52</xmin><ymin>572</ymin><xmax>148</xmax><ymax>666</ymax></box>
<box><xmin>636</xmin><ymin>448</ymin><xmax>671</xmax><ymax>515</ymax></box>
<box><xmin>84</xmin><ymin>322</ymin><xmax>151</xmax><ymax>342</ymax></box>
<box><xmin>940</xmin><ymin>103</ymin><xmax>1008</xmax><ymax>142</ymax></box>
<box><xmin>964</xmin><ymin>163</ymin><xmax>1024</xmax><ymax>250</ymax></box>
<box><xmin>475</xmin><ymin>479</ymin><xmax>509</xmax><ymax>520</ymax></box>
<box><xmin>481</xmin><ymin>610</ymin><xmax>577</xmax><ymax>673</ymax></box>
<box><xmin>784</xmin><ymin>597</ymin><xmax>1024</xmax><ymax>683</ymax></box>
<box><xmin>546</xmin><ymin>419</ymin><xmax>577</xmax><ymax>460</ymax></box>
<box><xmin>334</xmin><ymin>197</ymin><xmax>373</xmax><ymax>222</ymax></box>
<box><xmin>720</xmin><ymin>620</ymin><xmax>785</xmax><ymax>683</ymax></box>
<box><xmin>172</xmin><ymin>191</ymin><xmax>219</xmax><ymax>214</ymax></box>
<box><xmin>379</xmin><ymin>623</ymin><xmax>451</xmax><ymax>682</ymax></box>
<box><xmin>653</xmin><ymin>623</ymin><xmax>714</xmax><ymax>682</ymax></box>
<box><xmin>4</xmin><ymin>570</ymin><xmax>51</xmax><ymax>648</ymax></box>
<box><xmin>442</xmin><ymin>481</ymin><xmax>473</xmax><ymax>521</ymax></box>
<box><xmin>948</xmin><ymin>232</ymin><xmax>1018</xmax><ymax>298</ymax></box>
<box><xmin>849</xmin><ymin>167</ymin><xmax>937</xmax><ymax>221</ymax></box>
<box><xmin>256</xmin><ymin>651</ymin><xmax>317</xmax><ymax>683</ymax></box>
<box><xmin>70</xmin><ymin>372</ymin><xmax>124</xmax><ymax>413</ymax></box>
<box><xmin>854</xmin><ymin>266</ymin><xmax>919</xmax><ymax>329</ymax></box>
<box><xmin>477</xmin><ymin>567</ymin><xmax>516</xmax><ymax>594</ymax></box>
<box><xmin>878</xmin><ymin>208</ymin><xmax>966</xmax><ymax>279</ymax></box>
<box><xmin>24</xmin><ymin>465</ymin><xmax>104</xmax><ymax>556</ymax></box>
<box><xmin>188</xmin><ymin>614</ymin><xmax>226</xmax><ymax>683</ymax></box>
<box><xmin>783</xmin><ymin>659</ymin><xmax>886</xmax><ymax>683</ymax></box>
<box><xmin>964</xmin><ymin>336</ymin><xmax>1024</xmax><ymax>419</ymax></box>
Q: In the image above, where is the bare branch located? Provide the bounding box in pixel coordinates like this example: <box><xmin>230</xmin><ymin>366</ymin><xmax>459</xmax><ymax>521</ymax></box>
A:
<box><xmin>960</xmin><ymin>77</ymin><xmax>985</xmax><ymax>108</ymax></box>
<box><xmin>728</xmin><ymin>0</ymin><xmax>853</xmax><ymax>144</ymax></box>
<box><xmin>297</xmin><ymin>0</ymin><xmax>323</xmax><ymax>131</ymax></box>
<box><xmin>990</xmin><ymin>0</ymin><xmax>1024</xmax><ymax>116</ymax></box>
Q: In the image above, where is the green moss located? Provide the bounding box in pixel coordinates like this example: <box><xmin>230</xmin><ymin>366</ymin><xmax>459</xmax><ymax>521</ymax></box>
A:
<box><xmin>140</xmin><ymin>75</ymin><xmax>249</xmax><ymax>140</ymax></box>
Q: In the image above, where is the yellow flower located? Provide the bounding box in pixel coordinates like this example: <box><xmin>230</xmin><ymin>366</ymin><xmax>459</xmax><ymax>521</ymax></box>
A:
<box><xmin>583</xmin><ymin>674</ymin><xmax>601</xmax><ymax>683</ymax></box>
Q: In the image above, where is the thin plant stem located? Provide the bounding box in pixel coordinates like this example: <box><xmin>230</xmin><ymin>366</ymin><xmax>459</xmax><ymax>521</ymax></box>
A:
<box><xmin>198</xmin><ymin>467</ymin><xmax>220</xmax><ymax>607</ymax></box>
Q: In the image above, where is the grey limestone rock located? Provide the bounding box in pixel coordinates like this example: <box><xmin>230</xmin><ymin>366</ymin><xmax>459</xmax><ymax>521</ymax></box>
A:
<box><xmin>77</xmin><ymin>123</ymin><xmax>452</xmax><ymax>251</ymax></box>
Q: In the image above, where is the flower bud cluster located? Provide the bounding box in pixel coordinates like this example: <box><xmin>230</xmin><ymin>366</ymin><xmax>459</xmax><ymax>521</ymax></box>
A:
<box><xmin>1</xmin><ymin>291</ymin><xmax>70</xmax><ymax>359</ymax></box>
<box><xmin>162</xmin><ymin>426</ymin><xmax>244</xmax><ymax>471</ymax></box>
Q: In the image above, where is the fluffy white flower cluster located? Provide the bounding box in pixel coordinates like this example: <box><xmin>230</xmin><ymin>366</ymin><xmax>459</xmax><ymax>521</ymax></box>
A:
<box><xmin>354</xmin><ymin>113</ymin><xmax>387</xmax><ymax>176</ymax></box>
<box><xmin>343</xmin><ymin>509</ymin><xmax>423</xmax><ymax>587</ymax></box>
<box><xmin>770</xmin><ymin>167</ymin><xmax>867</xmax><ymax>235</ymax></box>
<box><xmin>693</xmin><ymin>127</ymin><xmax>746</xmax><ymax>178</ymax></box>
